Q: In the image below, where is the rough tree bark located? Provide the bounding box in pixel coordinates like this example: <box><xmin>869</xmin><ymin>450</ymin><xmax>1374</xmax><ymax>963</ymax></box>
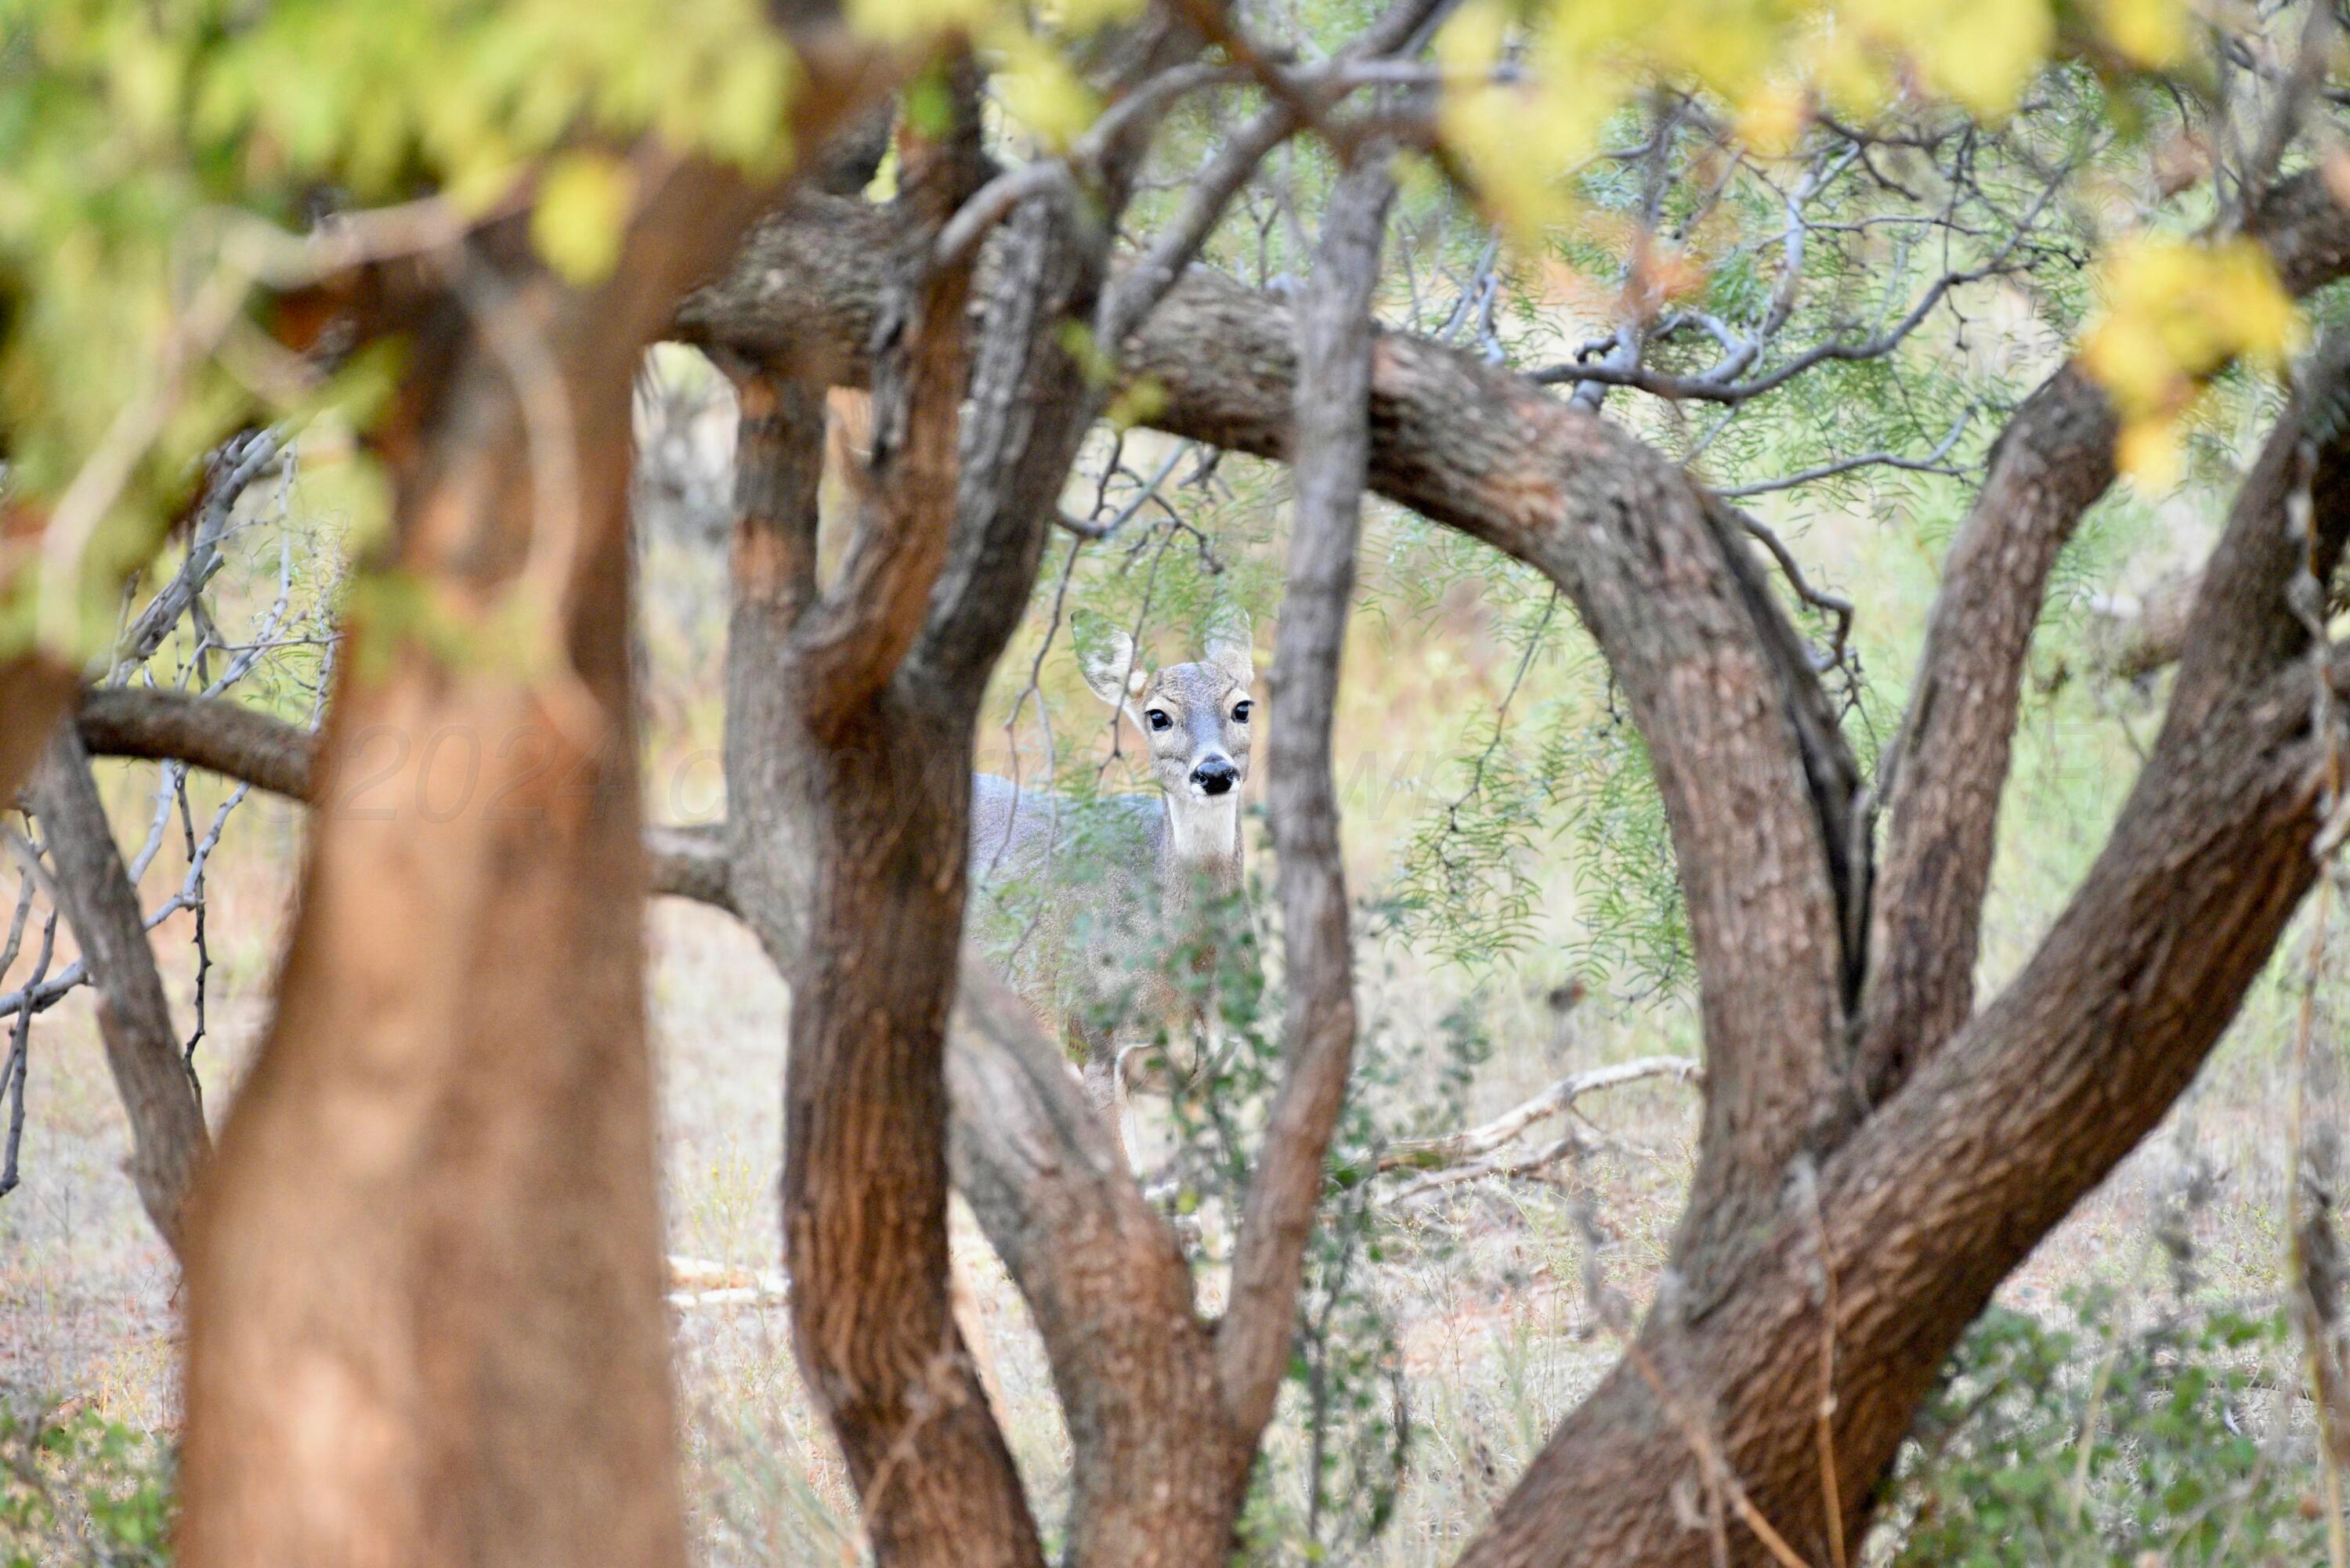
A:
<box><xmin>682</xmin><ymin>189</ymin><xmax>1861</xmax><ymax>1300</ymax></box>
<box><xmin>175</xmin><ymin>160</ymin><xmax>773</xmax><ymax>1568</ymax></box>
<box><xmin>749</xmin><ymin>70</ymin><xmax>1054</xmax><ymax>1568</ymax></box>
<box><xmin>1217</xmin><ymin>146</ymin><xmax>1392</xmax><ymax>1439</ymax></box>
<box><xmin>1459</xmin><ymin>343</ymin><xmax>2350</xmax><ymax>1566</ymax></box>
<box><xmin>1853</xmin><ymin>172</ymin><xmax>2350</xmax><ymax>1111</ymax></box>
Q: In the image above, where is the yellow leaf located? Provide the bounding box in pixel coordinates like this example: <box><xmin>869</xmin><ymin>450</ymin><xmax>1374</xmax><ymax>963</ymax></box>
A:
<box><xmin>1043</xmin><ymin>0</ymin><xmax>1148</xmax><ymax>30</ymax></box>
<box><xmin>991</xmin><ymin>28</ymin><xmax>1100</xmax><ymax>150</ymax></box>
<box><xmin>532</xmin><ymin>151</ymin><xmax>637</xmax><ymax>287</ymax></box>
<box><xmin>2096</xmin><ymin>0</ymin><xmax>2192</xmax><ymax>68</ymax></box>
<box><xmin>2081</xmin><ymin>236</ymin><xmax>2301</xmax><ymax>486</ymax></box>
<box><xmin>1736</xmin><ymin>81</ymin><xmax>1811</xmax><ymax>156</ymax></box>
<box><xmin>846</xmin><ymin>0</ymin><xmax>995</xmax><ymax>43</ymax></box>
<box><xmin>2116</xmin><ymin>418</ymin><xmax>2181</xmax><ymax>487</ymax></box>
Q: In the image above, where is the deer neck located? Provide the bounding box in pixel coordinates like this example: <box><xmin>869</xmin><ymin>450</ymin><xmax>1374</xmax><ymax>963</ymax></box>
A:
<box><xmin>1160</xmin><ymin>790</ymin><xmax>1242</xmax><ymax>894</ymax></box>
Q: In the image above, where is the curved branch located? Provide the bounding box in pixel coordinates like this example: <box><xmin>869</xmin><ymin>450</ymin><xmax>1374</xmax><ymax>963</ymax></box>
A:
<box><xmin>1466</xmin><ymin>338</ymin><xmax>2350</xmax><ymax>1567</ymax></box>
<box><xmin>1469</xmin><ymin>583</ymin><xmax>2350</xmax><ymax>1568</ymax></box>
<box><xmin>946</xmin><ymin>963</ymin><xmax>1246</xmax><ymax>1567</ymax></box>
<box><xmin>78</xmin><ymin>688</ymin><xmax>317</xmax><ymax>803</ymax></box>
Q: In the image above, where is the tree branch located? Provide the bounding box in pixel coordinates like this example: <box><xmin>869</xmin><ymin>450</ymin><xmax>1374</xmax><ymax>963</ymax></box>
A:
<box><xmin>2162</xmin><ymin>333</ymin><xmax>2350</xmax><ymax>738</ymax></box>
<box><xmin>62</xmin><ymin>656</ymin><xmax>1230</xmax><ymax>1563</ymax></box>
<box><xmin>1477</xmin><ymin>298</ymin><xmax>2350</xmax><ymax>1561</ymax></box>
<box><xmin>787</xmin><ymin>65</ymin><xmax>988</xmax><ymax>735</ymax></box>
<box><xmin>1217</xmin><ymin>147</ymin><xmax>1393</xmax><ymax>1440</ymax></box>
<box><xmin>644</xmin><ymin>822</ymin><xmax>736</xmax><ymax>912</ymax></box>
<box><xmin>2087</xmin><ymin>575</ymin><xmax>2201</xmax><ymax>681</ymax></box>
<box><xmin>23</xmin><ymin>724</ymin><xmax>208</xmax><ymax>1259</ymax></box>
<box><xmin>1466</xmin><ymin>504</ymin><xmax>2350</xmax><ymax>1568</ymax></box>
<box><xmin>1378</xmin><ymin>1055</ymin><xmax>1702</xmax><ymax>1174</ymax></box>
<box><xmin>1856</xmin><ymin>174</ymin><xmax>2350</xmax><ymax>1115</ymax></box>
<box><xmin>77</xmin><ymin>687</ymin><xmax>316</xmax><ymax>803</ymax></box>
<box><xmin>945</xmin><ymin>962</ymin><xmax>1247</xmax><ymax>1567</ymax></box>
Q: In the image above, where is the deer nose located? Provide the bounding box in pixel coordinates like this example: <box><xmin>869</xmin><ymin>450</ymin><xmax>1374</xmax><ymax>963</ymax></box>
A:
<box><xmin>1191</xmin><ymin>759</ymin><xmax>1238</xmax><ymax>797</ymax></box>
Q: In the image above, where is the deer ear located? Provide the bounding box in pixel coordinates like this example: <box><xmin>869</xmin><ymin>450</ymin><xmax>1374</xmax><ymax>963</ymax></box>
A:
<box><xmin>1072</xmin><ymin>611</ymin><xmax>1144</xmax><ymax>709</ymax></box>
<box><xmin>1203</xmin><ymin>606</ymin><xmax>1253</xmax><ymax>686</ymax></box>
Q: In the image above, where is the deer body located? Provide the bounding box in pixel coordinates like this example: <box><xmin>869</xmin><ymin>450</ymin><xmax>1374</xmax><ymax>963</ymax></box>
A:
<box><xmin>967</xmin><ymin>614</ymin><xmax>1255</xmax><ymax>1124</ymax></box>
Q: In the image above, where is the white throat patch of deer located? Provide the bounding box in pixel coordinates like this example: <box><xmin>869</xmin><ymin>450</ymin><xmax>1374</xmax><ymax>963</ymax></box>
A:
<box><xmin>968</xmin><ymin>610</ymin><xmax>1256</xmax><ymax>1156</ymax></box>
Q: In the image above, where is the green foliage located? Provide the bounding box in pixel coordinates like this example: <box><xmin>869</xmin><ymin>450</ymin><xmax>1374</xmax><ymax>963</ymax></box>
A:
<box><xmin>0</xmin><ymin>0</ymin><xmax>792</xmax><ymax>658</ymax></box>
<box><xmin>1877</xmin><ymin>1293</ymin><xmax>2332</xmax><ymax>1566</ymax></box>
<box><xmin>1083</xmin><ymin>873</ymin><xmax>1495</xmax><ymax>1564</ymax></box>
<box><xmin>1</xmin><ymin>1407</ymin><xmax>175</xmax><ymax>1567</ymax></box>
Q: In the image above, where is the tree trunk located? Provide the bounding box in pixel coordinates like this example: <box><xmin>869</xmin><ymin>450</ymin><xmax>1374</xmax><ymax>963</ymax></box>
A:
<box><xmin>176</xmin><ymin>163</ymin><xmax>767</xmax><ymax>1568</ymax></box>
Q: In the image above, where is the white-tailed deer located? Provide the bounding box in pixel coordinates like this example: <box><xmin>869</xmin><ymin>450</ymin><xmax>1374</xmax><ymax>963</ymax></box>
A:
<box><xmin>969</xmin><ymin>609</ymin><xmax>1256</xmax><ymax>1146</ymax></box>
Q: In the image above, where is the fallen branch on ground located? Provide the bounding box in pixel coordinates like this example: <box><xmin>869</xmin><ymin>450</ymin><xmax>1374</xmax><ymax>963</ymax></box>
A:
<box><xmin>1379</xmin><ymin>1056</ymin><xmax>1702</xmax><ymax>1202</ymax></box>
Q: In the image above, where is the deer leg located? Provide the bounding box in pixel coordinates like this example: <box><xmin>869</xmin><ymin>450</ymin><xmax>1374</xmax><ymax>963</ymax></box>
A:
<box><xmin>1072</xmin><ymin>1016</ymin><xmax>1130</xmax><ymax>1165</ymax></box>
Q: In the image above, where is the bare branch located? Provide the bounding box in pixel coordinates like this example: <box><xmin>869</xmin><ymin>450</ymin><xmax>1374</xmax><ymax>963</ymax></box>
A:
<box><xmin>111</xmin><ymin>428</ymin><xmax>289</xmax><ymax>679</ymax></box>
<box><xmin>1379</xmin><ymin>1055</ymin><xmax>1703</xmax><ymax>1176</ymax></box>
<box><xmin>1097</xmin><ymin>102</ymin><xmax>1296</xmax><ymax>349</ymax></box>
<box><xmin>1714</xmin><ymin>406</ymin><xmax>1972</xmax><ymax>500</ymax></box>
<box><xmin>24</xmin><ymin>726</ymin><xmax>208</xmax><ymax>1258</ymax></box>
<box><xmin>1217</xmin><ymin>146</ymin><xmax>1394</xmax><ymax>1440</ymax></box>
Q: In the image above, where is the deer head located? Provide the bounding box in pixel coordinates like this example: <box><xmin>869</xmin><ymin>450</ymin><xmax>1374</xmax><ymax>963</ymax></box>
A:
<box><xmin>1076</xmin><ymin>608</ymin><xmax>1256</xmax><ymax>858</ymax></box>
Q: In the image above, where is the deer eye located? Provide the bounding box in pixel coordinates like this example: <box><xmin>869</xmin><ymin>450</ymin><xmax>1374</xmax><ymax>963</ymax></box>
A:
<box><xmin>1231</xmin><ymin>700</ymin><xmax>1252</xmax><ymax>724</ymax></box>
<box><xmin>1145</xmin><ymin>708</ymin><xmax>1173</xmax><ymax>732</ymax></box>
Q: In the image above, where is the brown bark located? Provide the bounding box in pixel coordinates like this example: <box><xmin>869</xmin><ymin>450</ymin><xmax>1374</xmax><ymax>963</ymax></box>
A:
<box><xmin>2161</xmin><ymin>338</ymin><xmax>2350</xmax><ymax>735</ymax></box>
<box><xmin>743</xmin><ymin>70</ymin><xmax>1050</xmax><ymax>1568</ymax></box>
<box><xmin>667</xmin><ymin>161</ymin><xmax>2350</xmax><ymax>1568</ymax></box>
<box><xmin>0</xmin><ymin>656</ymin><xmax>79</xmax><ymax>806</ymax></box>
<box><xmin>945</xmin><ymin>964</ymin><xmax>1247</xmax><ymax>1567</ymax></box>
<box><xmin>89</xmin><ymin>139</ymin><xmax>2350</xmax><ymax>1568</ymax></box>
<box><xmin>176</xmin><ymin>159</ymin><xmax>769</xmax><ymax>1568</ymax></box>
<box><xmin>1218</xmin><ymin>148</ymin><xmax>1391</xmax><ymax>1439</ymax></box>
<box><xmin>1456</xmin><ymin>349</ymin><xmax>2350</xmax><ymax>1568</ymax></box>
<box><xmin>78</xmin><ymin>685</ymin><xmax>317</xmax><ymax>801</ymax></box>
<box><xmin>1462</xmin><ymin>638</ymin><xmax>2342</xmax><ymax>1566</ymax></box>
<box><xmin>1854</xmin><ymin>171</ymin><xmax>2350</xmax><ymax>1113</ymax></box>
<box><xmin>701</xmin><ymin>34</ymin><xmax>1265</xmax><ymax>1555</ymax></box>
<box><xmin>24</xmin><ymin>724</ymin><xmax>209</xmax><ymax>1256</ymax></box>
